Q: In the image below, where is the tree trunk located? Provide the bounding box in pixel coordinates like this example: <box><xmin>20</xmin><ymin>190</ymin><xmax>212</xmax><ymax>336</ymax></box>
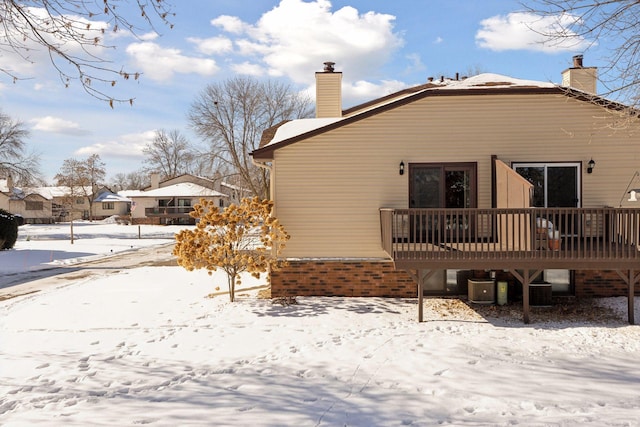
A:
<box><xmin>228</xmin><ymin>273</ymin><xmax>235</xmax><ymax>302</ymax></box>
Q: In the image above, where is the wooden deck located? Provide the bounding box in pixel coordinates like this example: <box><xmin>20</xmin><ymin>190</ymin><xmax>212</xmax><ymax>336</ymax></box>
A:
<box><xmin>380</xmin><ymin>207</ymin><xmax>640</xmax><ymax>324</ymax></box>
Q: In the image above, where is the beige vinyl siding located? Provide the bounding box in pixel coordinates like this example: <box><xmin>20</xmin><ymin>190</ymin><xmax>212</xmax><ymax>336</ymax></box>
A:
<box><xmin>273</xmin><ymin>93</ymin><xmax>640</xmax><ymax>258</ymax></box>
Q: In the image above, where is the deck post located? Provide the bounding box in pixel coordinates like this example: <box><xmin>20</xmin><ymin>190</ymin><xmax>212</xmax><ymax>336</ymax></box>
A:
<box><xmin>407</xmin><ymin>269</ymin><xmax>436</xmax><ymax>322</ymax></box>
<box><xmin>629</xmin><ymin>270</ymin><xmax>636</xmax><ymax>325</ymax></box>
<box><xmin>616</xmin><ymin>270</ymin><xmax>639</xmax><ymax>325</ymax></box>
<box><xmin>510</xmin><ymin>269</ymin><xmax>541</xmax><ymax>324</ymax></box>
<box><xmin>418</xmin><ymin>273</ymin><xmax>423</xmax><ymax>322</ymax></box>
<box><xmin>522</xmin><ymin>270</ymin><xmax>530</xmax><ymax>324</ymax></box>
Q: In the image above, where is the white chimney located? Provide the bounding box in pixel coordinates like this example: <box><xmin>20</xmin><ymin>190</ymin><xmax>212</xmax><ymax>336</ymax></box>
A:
<box><xmin>561</xmin><ymin>55</ymin><xmax>597</xmax><ymax>94</ymax></box>
<box><xmin>315</xmin><ymin>61</ymin><xmax>342</xmax><ymax>118</ymax></box>
<box><xmin>150</xmin><ymin>172</ymin><xmax>160</xmax><ymax>189</ymax></box>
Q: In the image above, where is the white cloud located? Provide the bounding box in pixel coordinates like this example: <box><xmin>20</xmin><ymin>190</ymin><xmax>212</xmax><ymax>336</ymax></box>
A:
<box><xmin>187</xmin><ymin>36</ymin><xmax>233</xmax><ymax>55</ymax></box>
<box><xmin>125</xmin><ymin>42</ymin><xmax>219</xmax><ymax>81</ymax></box>
<box><xmin>211</xmin><ymin>0</ymin><xmax>403</xmax><ymax>85</ymax></box>
<box><xmin>140</xmin><ymin>32</ymin><xmax>159</xmax><ymax>42</ymax></box>
<box><xmin>345</xmin><ymin>79</ymin><xmax>409</xmax><ymax>103</ymax></box>
<box><xmin>75</xmin><ymin>130</ymin><xmax>155</xmax><ymax>158</ymax></box>
<box><xmin>476</xmin><ymin>12</ymin><xmax>592</xmax><ymax>52</ymax></box>
<box><xmin>231</xmin><ymin>62</ymin><xmax>265</xmax><ymax>76</ymax></box>
<box><xmin>434</xmin><ymin>36</ymin><xmax>443</xmax><ymax>44</ymax></box>
<box><xmin>211</xmin><ymin>15</ymin><xmax>249</xmax><ymax>34</ymax></box>
<box><xmin>30</xmin><ymin>116</ymin><xmax>89</xmax><ymax>136</ymax></box>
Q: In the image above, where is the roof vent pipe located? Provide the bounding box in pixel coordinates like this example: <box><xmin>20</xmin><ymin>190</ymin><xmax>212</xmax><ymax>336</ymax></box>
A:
<box><xmin>573</xmin><ymin>54</ymin><xmax>584</xmax><ymax>68</ymax></box>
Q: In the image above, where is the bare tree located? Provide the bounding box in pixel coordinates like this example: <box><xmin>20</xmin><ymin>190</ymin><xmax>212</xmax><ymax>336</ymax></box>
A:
<box><xmin>110</xmin><ymin>169</ymin><xmax>149</xmax><ymax>191</ymax></box>
<box><xmin>142</xmin><ymin>129</ymin><xmax>196</xmax><ymax>180</ymax></box>
<box><xmin>526</xmin><ymin>1</ymin><xmax>640</xmax><ymax>105</ymax></box>
<box><xmin>83</xmin><ymin>154</ymin><xmax>106</xmax><ymax>219</ymax></box>
<box><xmin>0</xmin><ymin>1</ymin><xmax>174</xmax><ymax>105</ymax></box>
<box><xmin>0</xmin><ymin>111</ymin><xmax>41</xmax><ymax>185</ymax></box>
<box><xmin>55</xmin><ymin>154</ymin><xmax>106</xmax><ymax>221</ymax></box>
<box><xmin>189</xmin><ymin>77</ymin><xmax>313</xmax><ymax>199</ymax></box>
<box><xmin>54</xmin><ymin>158</ymin><xmax>84</xmax><ymax>241</ymax></box>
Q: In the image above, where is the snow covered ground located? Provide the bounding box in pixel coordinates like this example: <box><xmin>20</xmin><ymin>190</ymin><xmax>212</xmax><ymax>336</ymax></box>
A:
<box><xmin>1</xmin><ymin>222</ymin><xmax>640</xmax><ymax>426</ymax></box>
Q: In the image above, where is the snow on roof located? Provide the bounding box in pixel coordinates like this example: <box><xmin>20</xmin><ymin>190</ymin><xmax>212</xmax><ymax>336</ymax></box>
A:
<box><xmin>24</xmin><ymin>186</ymin><xmax>94</xmax><ymax>199</ymax></box>
<box><xmin>269</xmin><ymin>117</ymin><xmax>343</xmax><ymax>146</ymax></box>
<box><xmin>266</xmin><ymin>74</ymin><xmax>556</xmax><ymax>148</ymax></box>
<box><xmin>118</xmin><ymin>190</ymin><xmax>144</xmax><ymax>198</ymax></box>
<box><xmin>128</xmin><ymin>182</ymin><xmax>228</xmax><ymax>198</ymax></box>
<box><xmin>434</xmin><ymin>73</ymin><xmax>556</xmax><ymax>90</ymax></box>
<box><xmin>94</xmin><ymin>192</ymin><xmax>131</xmax><ymax>203</ymax></box>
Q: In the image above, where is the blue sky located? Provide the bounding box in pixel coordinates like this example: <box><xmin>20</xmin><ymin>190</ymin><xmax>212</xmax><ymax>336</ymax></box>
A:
<box><xmin>0</xmin><ymin>0</ymin><xmax>607</xmax><ymax>183</ymax></box>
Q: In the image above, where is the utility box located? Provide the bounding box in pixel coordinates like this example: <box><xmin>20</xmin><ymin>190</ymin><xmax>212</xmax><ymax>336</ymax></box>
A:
<box><xmin>468</xmin><ymin>279</ymin><xmax>495</xmax><ymax>304</ymax></box>
<box><xmin>497</xmin><ymin>281</ymin><xmax>508</xmax><ymax>305</ymax></box>
<box><xmin>530</xmin><ymin>283</ymin><xmax>552</xmax><ymax>307</ymax></box>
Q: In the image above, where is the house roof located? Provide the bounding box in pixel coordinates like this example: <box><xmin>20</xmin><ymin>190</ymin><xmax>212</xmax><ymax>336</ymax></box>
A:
<box><xmin>94</xmin><ymin>192</ymin><xmax>131</xmax><ymax>203</ymax></box>
<box><xmin>126</xmin><ymin>182</ymin><xmax>228</xmax><ymax>198</ymax></box>
<box><xmin>252</xmin><ymin>73</ymin><xmax>629</xmax><ymax>160</ymax></box>
<box><xmin>30</xmin><ymin>186</ymin><xmax>94</xmax><ymax>199</ymax></box>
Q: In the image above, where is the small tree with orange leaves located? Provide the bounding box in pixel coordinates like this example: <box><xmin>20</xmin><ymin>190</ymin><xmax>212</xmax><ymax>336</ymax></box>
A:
<box><xmin>173</xmin><ymin>197</ymin><xmax>289</xmax><ymax>302</ymax></box>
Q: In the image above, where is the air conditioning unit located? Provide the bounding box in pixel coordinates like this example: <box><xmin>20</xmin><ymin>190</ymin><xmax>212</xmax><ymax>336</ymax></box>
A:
<box><xmin>468</xmin><ymin>279</ymin><xmax>495</xmax><ymax>303</ymax></box>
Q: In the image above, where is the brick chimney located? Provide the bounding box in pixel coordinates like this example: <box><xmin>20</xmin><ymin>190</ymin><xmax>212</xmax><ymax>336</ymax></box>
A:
<box><xmin>561</xmin><ymin>55</ymin><xmax>597</xmax><ymax>94</ymax></box>
<box><xmin>315</xmin><ymin>61</ymin><xmax>342</xmax><ymax>118</ymax></box>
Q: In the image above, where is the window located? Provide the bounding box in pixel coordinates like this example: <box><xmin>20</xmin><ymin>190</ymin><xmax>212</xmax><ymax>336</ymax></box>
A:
<box><xmin>409</xmin><ymin>163</ymin><xmax>477</xmax><ymax>208</ymax></box>
<box><xmin>26</xmin><ymin>201</ymin><xmax>44</xmax><ymax>210</ymax></box>
<box><xmin>75</xmin><ymin>198</ymin><xmax>85</xmax><ymax>205</ymax></box>
<box><xmin>102</xmin><ymin>202</ymin><xmax>115</xmax><ymax>210</ymax></box>
<box><xmin>513</xmin><ymin>163</ymin><xmax>580</xmax><ymax>208</ymax></box>
<box><xmin>177</xmin><ymin>199</ymin><xmax>191</xmax><ymax>207</ymax></box>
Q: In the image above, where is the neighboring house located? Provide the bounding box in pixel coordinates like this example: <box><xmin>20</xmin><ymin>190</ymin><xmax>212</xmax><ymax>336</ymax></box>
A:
<box><xmin>147</xmin><ymin>173</ymin><xmax>246</xmax><ymax>206</ymax></box>
<box><xmin>252</xmin><ymin>57</ymin><xmax>640</xmax><ymax>324</ymax></box>
<box><xmin>92</xmin><ymin>190</ymin><xmax>131</xmax><ymax>220</ymax></box>
<box><xmin>122</xmin><ymin>174</ymin><xmax>230</xmax><ymax>225</ymax></box>
<box><xmin>32</xmin><ymin>185</ymin><xmax>95</xmax><ymax>222</ymax></box>
<box><xmin>2</xmin><ymin>182</ymin><xmax>56</xmax><ymax>224</ymax></box>
<box><xmin>1</xmin><ymin>179</ymin><xmax>127</xmax><ymax>223</ymax></box>
<box><xmin>10</xmin><ymin>191</ymin><xmax>53</xmax><ymax>223</ymax></box>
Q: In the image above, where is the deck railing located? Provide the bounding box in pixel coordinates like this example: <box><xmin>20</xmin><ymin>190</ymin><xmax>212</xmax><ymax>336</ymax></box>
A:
<box><xmin>145</xmin><ymin>206</ymin><xmax>193</xmax><ymax>216</ymax></box>
<box><xmin>380</xmin><ymin>207</ymin><xmax>640</xmax><ymax>270</ymax></box>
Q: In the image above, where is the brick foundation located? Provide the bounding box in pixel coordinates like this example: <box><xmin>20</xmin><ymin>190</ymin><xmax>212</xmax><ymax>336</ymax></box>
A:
<box><xmin>270</xmin><ymin>261</ymin><xmax>639</xmax><ymax>299</ymax></box>
<box><xmin>575</xmin><ymin>270</ymin><xmax>640</xmax><ymax>297</ymax></box>
<box><xmin>270</xmin><ymin>260</ymin><xmax>416</xmax><ymax>297</ymax></box>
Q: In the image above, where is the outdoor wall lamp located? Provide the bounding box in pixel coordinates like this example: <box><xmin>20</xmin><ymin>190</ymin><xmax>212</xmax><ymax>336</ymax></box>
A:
<box><xmin>399</xmin><ymin>161</ymin><xmax>405</xmax><ymax>176</ymax></box>
<box><xmin>587</xmin><ymin>158</ymin><xmax>595</xmax><ymax>174</ymax></box>
<box><xmin>629</xmin><ymin>190</ymin><xmax>639</xmax><ymax>202</ymax></box>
